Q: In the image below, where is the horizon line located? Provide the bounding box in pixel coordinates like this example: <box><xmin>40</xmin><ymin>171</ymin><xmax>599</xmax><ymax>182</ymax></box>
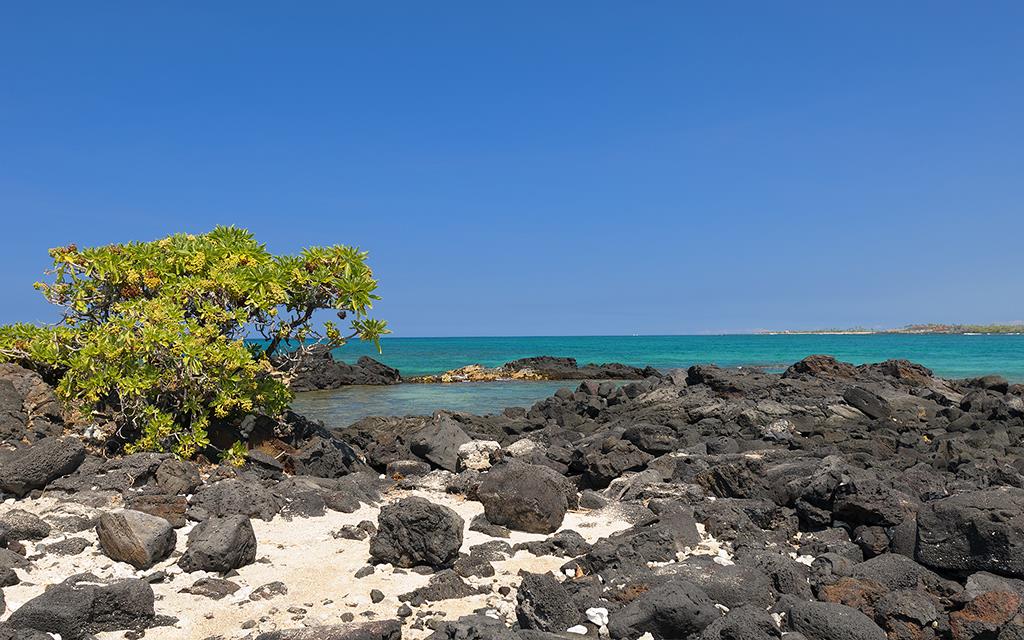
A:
<box><xmin>370</xmin><ymin>332</ymin><xmax>1023</xmax><ymax>339</ymax></box>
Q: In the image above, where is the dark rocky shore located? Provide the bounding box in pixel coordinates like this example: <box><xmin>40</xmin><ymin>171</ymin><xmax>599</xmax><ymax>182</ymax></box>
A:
<box><xmin>284</xmin><ymin>350</ymin><xmax>658</xmax><ymax>390</ymax></box>
<box><xmin>277</xmin><ymin>346</ymin><xmax>403</xmax><ymax>392</ymax></box>
<box><xmin>2</xmin><ymin>355</ymin><xmax>1024</xmax><ymax>638</ymax></box>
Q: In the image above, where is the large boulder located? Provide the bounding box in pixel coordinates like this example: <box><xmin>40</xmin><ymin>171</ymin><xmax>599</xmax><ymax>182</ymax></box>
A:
<box><xmin>369</xmin><ymin>497</ymin><xmax>464</xmax><ymax>568</ymax></box>
<box><xmin>0</xmin><ymin>364</ymin><xmax>62</xmax><ymax>420</ymax></box>
<box><xmin>515</xmin><ymin>572</ymin><xmax>579</xmax><ymax>632</ymax></box>
<box><xmin>503</xmin><ymin>356</ymin><xmax>653</xmax><ymax>380</ymax></box>
<box><xmin>660</xmin><ymin>556</ymin><xmax>776</xmax><ymax>609</ymax></box>
<box><xmin>0</xmin><ymin>379</ymin><xmax>28</xmax><ymax>442</ymax></box>
<box><xmin>5</xmin><ymin>576</ymin><xmax>154</xmax><ymax>640</ymax></box>
<box><xmin>949</xmin><ymin>590</ymin><xmax>1021</xmax><ymax>639</ymax></box>
<box><xmin>0</xmin><ymin>437</ymin><xmax>86</xmax><ymax>498</ymax></box>
<box><xmin>408</xmin><ymin>415</ymin><xmax>472</xmax><ymax>472</ymax></box>
<box><xmin>916</xmin><ymin>488</ymin><xmax>1024</xmax><ymax>578</ymax></box>
<box><xmin>570</xmin><ymin>523</ymin><xmax>681</xmax><ymax>581</ymax></box>
<box><xmin>285</xmin><ymin>346</ymin><xmax>401</xmax><ymax>391</ymax></box>
<box><xmin>0</xmin><ymin>364</ymin><xmax>64</xmax><ymax>443</ymax></box>
<box><xmin>178</xmin><ymin>515</ymin><xmax>257</xmax><ymax>574</ymax></box>
<box><xmin>126</xmin><ymin>493</ymin><xmax>188</xmax><ymax>527</ymax></box>
<box><xmin>292</xmin><ymin>435</ymin><xmax>362</xmax><ymax>478</ymax></box>
<box><xmin>685</xmin><ymin>364</ymin><xmax>773</xmax><ymax>395</ymax></box>
<box><xmin>862</xmin><ymin>359</ymin><xmax>936</xmax><ymax>387</ymax></box>
<box><xmin>607</xmin><ymin>578</ymin><xmax>719</xmax><ymax>639</ymax></box>
<box><xmin>842</xmin><ymin>387</ymin><xmax>892</xmax><ymax>420</ymax></box>
<box><xmin>832</xmin><ymin>478</ymin><xmax>919</xmax><ymax>529</ymax></box>
<box><xmin>0</xmin><ymin>548</ymin><xmax>30</xmax><ymax>571</ymax></box>
<box><xmin>187</xmin><ymin>477</ymin><xmax>282</xmax><ymax>521</ymax></box>
<box><xmin>787</xmin><ymin>600</ymin><xmax>887</xmax><ymax>640</ymax></box>
<box><xmin>457</xmin><ymin>440</ymin><xmax>500</xmax><ymax>471</ymax></box>
<box><xmin>622</xmin><ymin>423</ymin><xmax>679</xmax><ymax>455</ymax></box>
<box><xmin>735</xmin><ymin>548</ymin><xmax>813</xmax><ymax>599</ymax></box>
<box><xmin>571</xmin><ymin>438</ymin><xmax>654</xmax><ymax>489</ymax></box>
<box><xmin>698</xmin><ymin>605</ymin><xmax>781</xmax><ymax>640</ymax></box>
<box><xmin>0</xmin><ymin>510</ymin><xmax>51</xmax><ymax>541</ymax></box>
<box><xmin>45</xmin><ymin>452</ymin><xmax>164</xmax><ymax>495</ymax></box>
<box><xmin>783</xmin><ymin>354</ymin><xmax>858</xmax><ymax>379</ymax></box>
<box><xmin>477</xmin><ymin>461</ymin><xmax>571</xmax><ymax>534</ymax></box>
<box><xmin>154</xmin><ymin>458</ymin><xmax>201</xmax><ymax>495</ymax></box>
<box><xmin>96</xmin><ymin>509</ymin><xmax>176</xmax><ymax>569</ymax></box>
<box><xmin>872</xmin><ymin>589</ymin><xmax>939</xmax><ymax>638</ymax></box>
<box><xmin>850</xmin><ymin>553</ymin><xmax>956</xmax><ymax>595</ymax></box>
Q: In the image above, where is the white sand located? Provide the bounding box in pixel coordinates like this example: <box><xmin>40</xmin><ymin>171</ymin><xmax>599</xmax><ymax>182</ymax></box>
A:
<box><xmin>1</xmin><ymin>487</ymin><xmax>636</xmax><ymax>639</ymax></box>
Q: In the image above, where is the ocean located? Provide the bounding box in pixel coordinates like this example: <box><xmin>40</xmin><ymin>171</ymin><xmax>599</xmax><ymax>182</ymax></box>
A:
<box><xmin>291</xmin><ymin>334</ymin><xmax>1024</xmax><ymax>427</ymax></box>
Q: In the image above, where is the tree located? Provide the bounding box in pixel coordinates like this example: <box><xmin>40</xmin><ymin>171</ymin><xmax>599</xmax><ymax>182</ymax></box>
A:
<box><xmin>0</xmin><ymin>226</ymin><xmax>388</xmax><ymax>460</ymax></box>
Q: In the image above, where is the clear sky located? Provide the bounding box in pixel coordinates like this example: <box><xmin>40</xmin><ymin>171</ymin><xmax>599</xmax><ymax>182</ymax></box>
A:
<box><xmin>2</xmin><ymin>3</ymin><xmax>1022</xmax><ymax>336</ymax></box>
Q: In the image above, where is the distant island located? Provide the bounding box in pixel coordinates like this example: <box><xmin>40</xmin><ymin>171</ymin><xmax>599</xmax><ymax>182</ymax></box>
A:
<box><xmin>762</xmin><ymin>323</ymin><xmax>1024</xmax><ymax>335</ymax></box>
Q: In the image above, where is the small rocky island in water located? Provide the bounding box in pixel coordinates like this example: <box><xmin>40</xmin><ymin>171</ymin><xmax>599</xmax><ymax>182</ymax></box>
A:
<box><xmin>282</xmin><ymin>349</ymin><xmax>660</xmax><ymax>390</ymax></box>
<box><xmin>2</xmin><ymin>354</ymin><xmax>1024</xmax><ymax>638</ymax></box>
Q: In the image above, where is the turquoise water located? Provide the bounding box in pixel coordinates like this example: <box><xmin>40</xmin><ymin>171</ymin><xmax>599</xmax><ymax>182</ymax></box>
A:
<box><xmin>292</xmin><ymin>335</ymin><xmax>1024</xmax><ymax>427</ymax></box>
<box><xmin>293</xmin><ymin>379</ymin><xmax>574</xmax><ymax>427</ymax></box>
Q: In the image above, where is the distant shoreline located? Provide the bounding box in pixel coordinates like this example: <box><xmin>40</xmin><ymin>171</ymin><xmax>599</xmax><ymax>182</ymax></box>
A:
<box><xmin>761</xmin><ymin>331</ymin><xmax>882</xmax><ymax>335</ymax></box>
<box><xmin>355</xmin><ymin>328</ymin><xmax>1024</xmax><ymax>339</ymax></box>
<box><xmin>760</xmin><ymin>331</ymin><xmax>1024</xmax><ymax>336</ymax></box>
<box><xmin>759</xmin><ymin>323</ymin><xmax>1024</xmax><ymax>336</ymax></box>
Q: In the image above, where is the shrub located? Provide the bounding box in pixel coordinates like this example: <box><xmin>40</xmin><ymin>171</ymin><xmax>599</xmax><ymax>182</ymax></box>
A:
<box><xmin>0</xmin><ymin>226</ymin><xmax>388</xmax><ymax>458</ymax></box>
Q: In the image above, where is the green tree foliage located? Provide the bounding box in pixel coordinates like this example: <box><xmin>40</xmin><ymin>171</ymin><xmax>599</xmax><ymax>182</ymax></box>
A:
<box><xmin>0</xmin><ymin>226</ymin><xmax>388</xmax><ymax>458</ymax></box>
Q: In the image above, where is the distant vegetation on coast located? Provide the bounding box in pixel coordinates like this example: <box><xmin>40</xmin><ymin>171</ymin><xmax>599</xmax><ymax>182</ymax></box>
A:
<box><xmin>764</xmin><ymin>323</ymin><xmax>1024</xmax><ymax>335</ymax></box>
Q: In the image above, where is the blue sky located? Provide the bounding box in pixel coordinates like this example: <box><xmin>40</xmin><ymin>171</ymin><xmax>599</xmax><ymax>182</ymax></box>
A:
<box><xmin>2</xmin><ymin>2</ymin><xmax>1022</xmax><ymax>336</ymax></box>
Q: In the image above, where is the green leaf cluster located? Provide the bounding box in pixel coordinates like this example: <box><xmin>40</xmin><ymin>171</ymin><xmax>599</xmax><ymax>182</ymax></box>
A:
<box><xmin>220</xmin><ymin>440</ymin><xmax>249</xmax><ymax>467</ymax></box>
<box><xmin>0</xmin><ymin>226</ymin><xmax>388</xmax><ymax>458</ymax></box>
